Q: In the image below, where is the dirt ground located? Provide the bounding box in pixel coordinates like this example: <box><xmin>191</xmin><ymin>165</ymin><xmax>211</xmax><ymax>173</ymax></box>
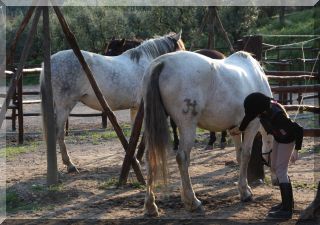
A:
<box><xmin>2</xmin><ymin>85</ymin><xmax>320</xmax><ymax>224</ymax></box>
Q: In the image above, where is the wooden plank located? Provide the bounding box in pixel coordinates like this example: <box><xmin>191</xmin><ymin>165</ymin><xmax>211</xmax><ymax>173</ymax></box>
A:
<box><xmin>303</xmin><ymin>129</ymin><xmax>320</xmax><ymax>137</ymax></box>
<box><xmin>0</xmin><ymin>7</ymin><xmax>42</xmax><ymax>128</ymax></box>
<box><xmin>119</xmin><ymin>102</ymin><xmax>145</xmax><ymax>185</ymax></box>
<box><xmin>5</xmin><ymin>68</ymin><xmax>42</xmax><ymax>77</ymax></box>
<box><xmin>69</xmin><ymin>113</ymin><xmax>102</xmax><ymax>117</ymax></box>
<box><xmin>52</xmin><ymin>5</ymin><xmax>144</xmax><ymax>184</ymax></box>
<box><xmin>267</xmin><ymin>75</ymin><xmax>317</xmax><ymax>81</ymax></box>
<box><xmin>283</xmin><ymin>105</ymin><xmax>320</xmax><ymax>114</ymax></box>
<box><xmin>265</xmin><ymin>71</ymin><xmax>316</xmax><ymax>76</ymax></box>
<box><xmin>43</xmin><ymin>6</ymin><xmax>58</xmax><ymax>186</ymax></box>
<box><xmin>22</xmin><ymin>100</ymin><xmax>41</xmax><ymax>104</ymax></box>
<box><xmin>271</xmin><ymin>84</ymin><xmax>320</xmax><ymax>93</ymax></box>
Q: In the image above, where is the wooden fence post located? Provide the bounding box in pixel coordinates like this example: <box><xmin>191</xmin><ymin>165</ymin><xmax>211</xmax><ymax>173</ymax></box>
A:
<box><xmin>43</xmin><ymin>6</ymin><xmax>58</xmax><ymax>185</ymax></box>
<box><xmin>17</xmin><ymin>75</ymin><xmax>23</xmax><ymax>144</ymax></box>
<box><xmin>0</xmin><ymin>7</ymin><xmax>41</xmax><ymax>128</ymax></box>
<box><xmin>119</xmin><ymin>102</ymin><xmax>145</xmax><ymax>185</ymax></box>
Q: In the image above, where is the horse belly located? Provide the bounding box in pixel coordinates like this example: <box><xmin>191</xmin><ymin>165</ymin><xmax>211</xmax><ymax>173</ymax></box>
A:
<box><xmin>197</xmin><ymin>109</ymin><xmax>242</xmax><ymax>132</ymax></box>
<box><xmin>80</xmin><ymin>92</ymin><xmax>136</xmax><ymax>111</ymax></box>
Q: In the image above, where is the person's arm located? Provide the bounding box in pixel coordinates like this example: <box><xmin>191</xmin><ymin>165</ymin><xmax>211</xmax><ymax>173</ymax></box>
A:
<box><xmin>274</xmin><ymin>113</ymin><xmax>304</xmax><ymax>151</ymax></box>
<box><xmin>239</xmin><ymin>113</ymin><xmax>256</xmax><ymax>131</ymax></box>
<box><xmin>293</xmin><ymin>122</ymin><xmax>303</xmax><ymax>150</ymax></box>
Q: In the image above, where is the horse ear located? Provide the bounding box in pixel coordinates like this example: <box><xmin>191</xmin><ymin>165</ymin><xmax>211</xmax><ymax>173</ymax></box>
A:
<box><xmin>111</xmin><ymin>36</ymin><xmax>115</xmax><ymax>41</ymax></box>
<box><xmin>171</xmin><ymin>30</ymin><xmax>182</xmax><ymax>41</ymax></box>
<box><xmin>120</xmin><ymin>38</ymin><xmax>126</xmax><ymax>46</ymax></box>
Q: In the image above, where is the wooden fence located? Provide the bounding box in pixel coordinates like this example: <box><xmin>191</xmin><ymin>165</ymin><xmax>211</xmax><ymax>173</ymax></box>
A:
<box><xmin>3</xmin><ymin>35</ymin><xmax>319</xmax><ymax>142</ymax></box>
<box><xmin>4</xmin><ymin>68</ymin><xmax>107</xmax><ymax>143</ymax></box>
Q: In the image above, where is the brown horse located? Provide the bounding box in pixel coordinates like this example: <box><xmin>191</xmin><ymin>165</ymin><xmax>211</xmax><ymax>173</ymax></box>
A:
<box><xmin>104</xmin><ymin>37</ymin><xmax>142</xmax><ymax>56</ymax></box>
<box><xmin>103</xmin><ymin>37</ymin><xmax>227</xmax><ymax>150</ymax></box>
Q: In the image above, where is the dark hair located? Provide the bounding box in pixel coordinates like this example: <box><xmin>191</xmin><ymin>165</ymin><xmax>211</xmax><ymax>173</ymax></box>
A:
<box><xmin>244</xmin><ymin>92</ymin><xmax>271</xmax><ymax>117</ymax></box>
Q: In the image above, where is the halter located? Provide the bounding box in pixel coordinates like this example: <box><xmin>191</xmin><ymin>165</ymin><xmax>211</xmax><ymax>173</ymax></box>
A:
<box><xmin>261</xmin><ymin>149</ymin><xmax>272</xmax><ymax>167</ymax></box>
<box><xmin>168</xmin><ymin>37</ymin><xmax>179</xmax><ymax>50</ymax></box>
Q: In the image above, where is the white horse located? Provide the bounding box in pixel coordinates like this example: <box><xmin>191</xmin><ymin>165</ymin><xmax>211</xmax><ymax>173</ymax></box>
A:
<box><xmin>142</xmin><ymin>51</ymin><xmax>274</xmax><ymax>216</ymax></box>
<box><xmin>40</xmin><ymin>32</ymin><xmax>185</xmax><ymax>173</ymax></box>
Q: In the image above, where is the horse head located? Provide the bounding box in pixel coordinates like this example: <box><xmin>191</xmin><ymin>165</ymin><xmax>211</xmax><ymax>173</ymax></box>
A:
<box><xmin>104</xmin><ymin>38</ymin><xmax>126</xmax><ymax>56</ymax></box>
<box><xmin>168</xmin><ymin>30</ymin><xmax>185</xmax><ymax>51</ymax></box>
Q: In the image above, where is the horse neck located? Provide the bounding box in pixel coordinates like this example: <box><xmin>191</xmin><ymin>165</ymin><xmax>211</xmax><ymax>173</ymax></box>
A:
<box><xmin>124</xmin><ymin>38</ymin><xmax>175</xmax><ymax>63</ymax></box>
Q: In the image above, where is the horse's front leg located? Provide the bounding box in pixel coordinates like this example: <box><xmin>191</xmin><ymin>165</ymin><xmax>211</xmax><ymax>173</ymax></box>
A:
<box><xmin>130</xmin><ymin>108</ymin><xmax>138</xmax><ymax>125</ymax></box>
<box><xmin>176</xmin><ymin>126</ymin><xmax>202</xmax><ymax>212</ymax></box>
<box><xmin>56</xmin><ymin>106</ymin><xmax>78</xmax><ymax>173</ymax></box>
<box><xmin>238</xmin><ymin>119</ymin><xmax>260</xmax><ymax>202</ymax></box>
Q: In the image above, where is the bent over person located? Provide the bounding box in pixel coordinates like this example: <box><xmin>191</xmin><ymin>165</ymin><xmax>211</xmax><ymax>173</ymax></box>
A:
<box><xmin>231</xmin><ymin>92</ymin><xmax>303</xmax><ymax>219</ymax></box>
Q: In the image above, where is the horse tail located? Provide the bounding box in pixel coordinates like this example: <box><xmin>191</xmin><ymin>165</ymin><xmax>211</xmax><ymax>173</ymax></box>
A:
<box><xmin>144</xmin><ymin>61</ymin><xmax>169</xmax><ymax>186</ymax></box>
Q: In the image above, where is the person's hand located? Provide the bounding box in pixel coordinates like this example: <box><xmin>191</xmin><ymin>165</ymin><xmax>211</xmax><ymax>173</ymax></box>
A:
<box><xmin>229</xmin><ymin>127</ymin><xmax>241</xmax><ymax>136</ymax></box>
<box><xmin>290</xmin><ymin>149</ymin><xmax>299</xmax><ymax>164</ymax></box>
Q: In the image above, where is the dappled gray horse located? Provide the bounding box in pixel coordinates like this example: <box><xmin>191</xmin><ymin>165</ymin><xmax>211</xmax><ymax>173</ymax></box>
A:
<box><xmin>40</xmin><ymin>32</ymin><xmax>185</xmax><ymax>173</ymax></box>
<box><xmin>142</xmin><ymin>51</ymin><xmax>274</xmax><ymax>216</ymax></box>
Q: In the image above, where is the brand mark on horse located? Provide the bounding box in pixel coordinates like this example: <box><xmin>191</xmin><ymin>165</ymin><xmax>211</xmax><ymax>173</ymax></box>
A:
<box><xmin>182</xmin><ymin>98</ymin><xmax>198</xmax><ymax>116</ymax></box>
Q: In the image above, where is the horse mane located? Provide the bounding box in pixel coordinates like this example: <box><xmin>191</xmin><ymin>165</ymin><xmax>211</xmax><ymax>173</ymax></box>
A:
<box><xmin>234</xmin><ymin>51</ymin><xmax>254</xmax><ymax>58</ymax></box>
<box><xmin>125</xmin><ymin>35</ymin><xmax>181</xmax><ymax>63</ymax></box>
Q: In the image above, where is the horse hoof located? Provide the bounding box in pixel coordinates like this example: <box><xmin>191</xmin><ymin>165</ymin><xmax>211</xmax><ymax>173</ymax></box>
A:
<box><xmin>220</xmin><ymin>142</ymin><xmax>226</xmax><ymax>149</ymax></box>
<box><xmin>67</xmin><ymin>165</ymin><xmax>79</xmax><ymax>173</ymax></box>
<box><xmin>192</xmin><ymin>204</ymin><xmax>205</xmax><ymax>215</ymax></box>
<box><xmin>204</xmin><ymin>145</ymin><xmax>213</xmax><ymax>150</ymax></box>
<box><xmin>144</xmin><ymin>205</ymin><xmax>159</xmax><ymax>217</ymax></box>
<box><xmin>241</xmin><ymin>195</ymin><xmax>253</xmax><ymax>202</ymax></box>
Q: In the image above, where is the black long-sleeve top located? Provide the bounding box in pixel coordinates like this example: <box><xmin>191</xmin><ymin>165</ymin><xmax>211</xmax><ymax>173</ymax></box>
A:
<box><xmin>239</xmin><ymin>102</ymin><xmax>304</xmax><ymax>150</ymax></box>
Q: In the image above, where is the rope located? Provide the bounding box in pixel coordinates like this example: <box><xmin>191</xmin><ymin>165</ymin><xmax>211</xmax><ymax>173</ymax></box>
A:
<box><xmin>259</xmin><ymin>34</ymin><xmax>320</xmax><ymax>38</ymax></box>
<box><xmin>263</xmin><ymin>36</ymin><xmax>320</xmax><ymax>122</ymax></box>
<box><xmin>264</xmin><ymin>37</ymin><xmax>320</xmax><ymax>58</ymax></box>
<box><xmin>293</xmin><ymin>51</ymin><xmax>319</xmax><ymax>122</ymax></box>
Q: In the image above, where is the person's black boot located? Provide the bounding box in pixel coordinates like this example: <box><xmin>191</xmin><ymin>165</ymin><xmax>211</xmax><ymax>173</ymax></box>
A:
<box><xmin>268</xmin><ymin>183</ymin><xmax>293</xmax><ymax>219</ymax></box>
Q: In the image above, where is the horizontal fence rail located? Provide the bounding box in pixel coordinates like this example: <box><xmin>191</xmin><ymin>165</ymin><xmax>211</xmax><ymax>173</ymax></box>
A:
<box><xmin>271</xmin><ymin>84</ymin><xmax>320</xmax><ymax>93</ymax></box>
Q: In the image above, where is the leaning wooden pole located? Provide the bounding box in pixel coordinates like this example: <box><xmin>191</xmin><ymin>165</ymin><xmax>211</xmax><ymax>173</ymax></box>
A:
<box><xmin>52</xmin><ymin>5</ymin><xmax>144</xmax><ymax>184</ymax></box>
<box><xmin>119</xmin><ymin>102</ymin><xmax>145</xmax><ymax>185</ymax></box>
<box><xmin>42</xmin><ymin>6</ymin><xmax>58</xmax><ymax>185</ymax></box>
<box><xmin>0</xmin><ymin>7</ymin><xmax>41</xmax><ymax>128</ymax></box>
<box><xmin>5</xmin><ymin>5</ymin><xmax>36</xmax><ymax>67</ymax></box>
<box><xmin>212</xmin><ymin>7</ymin><xmax>234</xmax><ymax>53</ymax></box>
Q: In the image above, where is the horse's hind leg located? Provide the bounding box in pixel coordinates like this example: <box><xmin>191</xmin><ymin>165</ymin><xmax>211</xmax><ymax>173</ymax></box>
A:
<box><xmin>238</xmin><ymin>119</ymin><xmax>260</xmax><ymax>202</ymax></box>
<box><xmin>144</xmin><ymin>151</ymin><xmax>159</xmax><ymax>217</ymax></box>
<box><xmin>170</xmin><ymin>118</ymin><xmax>179</xmax><ymax>150</ymax></box>
<box><xmin>56</xmin><ymin>102</ymin><xmax>78</xmax><ymax>173</ymax></box>
<box><xmin>205</xmin><ymin>132</ymin><xmax>216</xmax><ymax>150</ymax></box>
<box><xmin>220</xmin><ymin>130</ymin><xmax>227</xmax><ymax>149</ymax></box>
<box><xmin>176</xmin><ymin>124</ymin><xmax>202</xmax><ymax>212</ymax></box>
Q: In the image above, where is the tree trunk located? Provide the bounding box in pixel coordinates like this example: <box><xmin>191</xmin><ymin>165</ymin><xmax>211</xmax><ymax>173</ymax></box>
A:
<box><xmin>279</xmin><ymin>7</ymin><xmax>285</xmax><ymax>26</ymax></box>
<box><xmin>299</xmin><ymin>181</ymin><xmax>320</xmax><ymax>221</ymax></box>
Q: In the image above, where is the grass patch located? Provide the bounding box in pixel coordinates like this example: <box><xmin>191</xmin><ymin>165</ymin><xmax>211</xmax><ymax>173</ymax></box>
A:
<box><xmin>129</xmin><ymin>181</ymin><xmax>145</xmax><ymax>190</ymax></box>
<box><xmin>98</xmin><ymin>177</ymin><xmax>119</xmax><ymax>189</ymax></box>
<box><xmin>292</xmin><ymin>181</ymin><xmax>317</xmax><ymax>190</ymax></box>
<box><xmin>6</xmin><ymin>190</ymin><xmax>40</xmax><ymax>213</ymax></box>
<box><xmin>98</xmin><ymin>177</ymin><xmax>145</xmax><ymax>190</ymax></box>
<box><xmin>1</xmin><ymin>141</ymin><xmax>39</xmax><ymax>159</ymax></box>
<box><xmin>69</xmin><ymin>125</ymin><xmax>132</xmax><ymax>144</ymax></box>
<box><xmin>313</xmin><ymin>145</ymin><xmax>320</xmax><ymax>153</ymax></box>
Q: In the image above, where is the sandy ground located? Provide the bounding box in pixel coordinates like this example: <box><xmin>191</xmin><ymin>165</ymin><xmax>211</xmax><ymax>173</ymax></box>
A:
<box><xmin>2</xmin><ymin>85</ymin><xmax>320</xmax><ymax>224</ymax></box>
